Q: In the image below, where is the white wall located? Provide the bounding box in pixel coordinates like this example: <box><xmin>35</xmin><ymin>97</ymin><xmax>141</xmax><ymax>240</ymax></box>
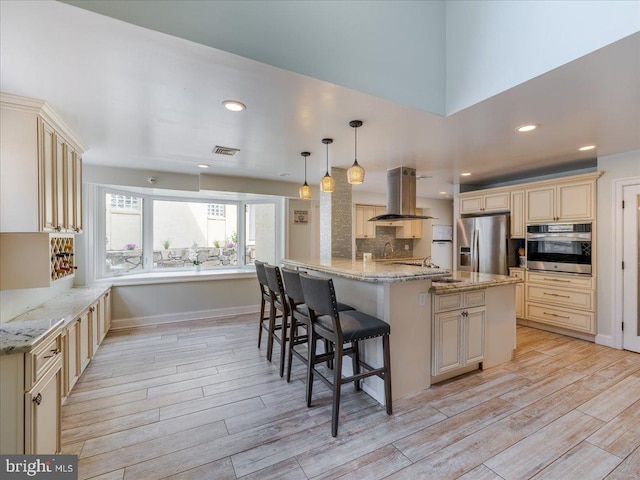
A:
<box><xmin>596</xmin><ymin>150</ymin><xmax>640</xmax><ymax>344</ymax></box>
<box><xmin>286</xmin><ymin>199</ymin><xmax>319</xmax><ymax>261</ymax></box>
<box><xmin>446</xmin><ymin>0</ymin><xmax>640</xmax><ymax>114</ymax></box>
<box><xmin>110</xmin><ymin>277</ymin><xmax>258</xmax><ymax>328</ymax></box>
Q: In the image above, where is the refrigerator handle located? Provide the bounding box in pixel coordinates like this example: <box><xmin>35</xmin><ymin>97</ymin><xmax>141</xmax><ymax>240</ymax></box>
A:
<box><xmin>474</xmin><ymin>229</ymin><xmax>480</xmax><ymax>272</ymax></box>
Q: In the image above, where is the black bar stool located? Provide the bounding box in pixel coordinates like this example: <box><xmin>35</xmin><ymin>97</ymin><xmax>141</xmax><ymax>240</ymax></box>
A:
<box><xmin>299</xmin><ymin>273</ymin><xmax>392</xmax><ymax>437</ymax></box>
<box><xmin>264</xmin><ymin>264</ymin><xmax>290</xmax><ymax>377</ymax></box>
<box><xmin>281</xmin><ymin>268</ymin><xmax>354</xmax><ymax>383</ymax></box>
<box><xmin>254</xmin><ymin>260</ymin><xmax>281</xmax><ymax>360</ymax></box>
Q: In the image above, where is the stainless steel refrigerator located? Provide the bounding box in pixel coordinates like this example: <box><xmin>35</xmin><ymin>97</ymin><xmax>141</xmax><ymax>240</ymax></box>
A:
<box><xmin>456</xmin><ymin>214</ymin><xmax>514</xmax><ymax>275</ymax></box>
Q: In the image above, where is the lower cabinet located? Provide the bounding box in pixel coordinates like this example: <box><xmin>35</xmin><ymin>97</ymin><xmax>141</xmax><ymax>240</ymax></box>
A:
<box><xmin>524</xmin><ymin>271</ymin><xmax>595</xmax><ymax>334</ymax></box>
<box><xmin>0</xmin><ymin>288</ymin><xmax>112</xmax><ymax>454</ymax></box>
<box><xmin>25</xmin><ymin>357</ymin><xmax>61</xmax><ymax>454</ymax></box>
<box><xmin>510</xmin><ymin>268</ymin><xmax>525</xmax><ymax>319</ymax></box>
<box><xmin>432</xmin><ymin>290</ymin><xmax>486</xmax><ymax>377</ymax></box>
<box><xmin>0</xmin><ymin>329</ymin><xmax>62</xmax><ymax>454</ymax></box>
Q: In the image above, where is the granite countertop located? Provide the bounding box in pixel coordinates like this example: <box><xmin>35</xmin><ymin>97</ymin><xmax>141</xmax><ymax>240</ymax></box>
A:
<box><xmin>430</xmin><ymin>271</ymin><xmax>522</xmax><ymax>294</ymax></box>
<box><xmin>281</xmin><ymin>258</ymin><xmax>522</xmax><ymax>292</ymax></box>
<box><xmin>0</xmin><ymin>318</ymin><xmax>64</xmax><ymax>355</ymax></box>
<box><xmin>0</xmin><ymin>285</ymin><xmax>111</xmax><ymax>355</ymax></box>
<box><xmin>281</xmin><ymin>258</ymin><xmax>451</xmax><ymax>283</ymax></box>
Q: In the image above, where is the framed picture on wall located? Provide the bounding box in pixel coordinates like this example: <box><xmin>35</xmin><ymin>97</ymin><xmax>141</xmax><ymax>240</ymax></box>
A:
<box><xmin>294</xmin><ymin>210</ymin><xmax>309</xmax><ymax>224</ymax></box>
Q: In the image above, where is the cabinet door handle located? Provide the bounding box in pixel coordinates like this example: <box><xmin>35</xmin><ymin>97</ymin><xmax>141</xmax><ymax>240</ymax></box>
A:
<box><xmin>89</xmin><ymin>307</ymin><xmax>95</xmax><ymax>312</ymax></box>
<box><xmin>33</xmin><ymin>393</ymin><xmax>42</xmax><ymax>405</ymax></box>
<box><xmin>462</xmin><ymin>311</ymin><xmax>468</xmax><ymax>317</ymax></box>
<box><xmin>43</xmin><ymin>348</ymin><xmax>60</xmax><ymax>359</ymax></box>
<box><xmin>544</xmin><ymin>311</ymin><xmax>570</xmax><ymax>319</ymax></box>
<box><xmin>543</xmin><ymin>293</ymin><xmax>570</xmax><ymax>298</ymax></box>
<box><xmin>544</xmin><ymin>278</ymin><xmax>571</xmax><ymax>283</ymax></box>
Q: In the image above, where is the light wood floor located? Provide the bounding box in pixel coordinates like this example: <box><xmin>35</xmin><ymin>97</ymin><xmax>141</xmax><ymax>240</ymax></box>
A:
<box><xmin>62</xmin><ymin>315</ymin><xmax>640</xmax><ymax>480</ymax></box>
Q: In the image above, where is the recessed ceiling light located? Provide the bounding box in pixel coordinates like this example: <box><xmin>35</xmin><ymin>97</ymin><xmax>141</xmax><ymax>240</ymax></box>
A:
<box><xmin>197</xmin><ymin>163</ymin><xmax>210</xmax><ymax>169</ymax></box>
<box><xmin>578</xmin><ymin>145</ymin><xmax>596</xmax><ymax>151</ymax></box>
<box><xmin>439</xmin><ymin>191</ymin><xmax>447</xmax><ymax>195</ymax></box>
<box><xmin>222</xmin><ymin>100</ymin><xmax>246</xmax><ymax>112</ymax></box>
<box><xmin>278</xmin><ymin>172</ymin><xmax>291</xmax><ymax>177</ymax></box>
<box><xmin>461</xmin><ymin>172</ymin><xmax>472</xmax><ymax>177</ymax></box>
<box><xmin>515</xmin><ymin>124</ymin><xmax>538</xmax><ymax>133</ymax></box>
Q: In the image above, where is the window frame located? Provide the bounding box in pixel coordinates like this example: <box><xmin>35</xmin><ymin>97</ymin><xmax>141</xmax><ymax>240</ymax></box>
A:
<box><xmin>94</xmin><ymin>186</ymin><xmax>281</xmax><ymax>279</ymax></box>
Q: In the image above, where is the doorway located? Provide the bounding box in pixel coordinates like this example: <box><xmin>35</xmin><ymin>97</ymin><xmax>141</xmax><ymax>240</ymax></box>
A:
<box><xmin>623</xmin><ymin>184</ymin><xmax>640</xmax><ymax>352</ymax></box>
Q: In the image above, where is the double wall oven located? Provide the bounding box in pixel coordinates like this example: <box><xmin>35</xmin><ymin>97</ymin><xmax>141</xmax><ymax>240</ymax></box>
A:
<box><xmin>526</xmin><ymin>223</ymin><xmax>592</xmax><ymax>275</ymax></box>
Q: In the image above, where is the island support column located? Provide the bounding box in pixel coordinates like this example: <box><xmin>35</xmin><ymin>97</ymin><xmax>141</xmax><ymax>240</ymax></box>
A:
<box><xmin>320</xmin><ymin>167</ymin><xmax>352</xmax><ymax>260</ymax></box>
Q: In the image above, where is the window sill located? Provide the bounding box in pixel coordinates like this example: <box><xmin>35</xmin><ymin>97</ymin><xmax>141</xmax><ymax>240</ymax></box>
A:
<box><xmin>94</xmin><ymin>268</ymin><xmax>256</xmax><ymax>287</ymax></box>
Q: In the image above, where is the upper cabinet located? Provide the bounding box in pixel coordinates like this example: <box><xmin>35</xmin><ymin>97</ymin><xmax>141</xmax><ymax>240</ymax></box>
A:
<box><xmin>355</xmin><ymin>204</ymin><xmax>376</xmax><ymax>239</ymax></box>
<box><xmin>526</xmin><ymin>177</ymin><xmax>596</xmax><ymax>223</ymax></box>
<box><xmin>1</xmin><ymin>93</ymin><xmax>87</xmax><ymax>233</ymax></box>
<box><xmin>396</xmin><ymin>208</ymin><xmax>424</xmax><ymax>239</ymax></box>
<box><xmin>456</xmin><ymin>173</ymin><xmax>600</xmax><ymax>230</ymax></box>
<box><xmin>510</xmin><ymin>190</ymin><xmax>525</xmax><ymax>238</ymax></box>
<box><xmin>459</xmin><ymin>191</ymin><xmax>509</xmax><ymax>215</ymax></box>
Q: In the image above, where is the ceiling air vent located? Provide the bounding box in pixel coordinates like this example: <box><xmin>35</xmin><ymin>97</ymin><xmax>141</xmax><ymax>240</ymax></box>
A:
<box><xmin>213</xmin><ymin>145</ymin><xmax>240</xmax><ymax>156</ymax></box>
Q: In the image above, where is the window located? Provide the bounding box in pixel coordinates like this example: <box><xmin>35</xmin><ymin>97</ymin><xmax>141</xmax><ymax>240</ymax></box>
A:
<box><xmin>207</xmin><ymin>203</ymin><xmax>225</xmax><ymax>218</ymax></box>
<box><xmin>109</xmin><ymin>194</ymin><xmax>140</xmax><ymax>211</ymax></box>
<box><xmin>244</xmin><ymin>203</ymin><xmax>276</xmax><ymax>265</ymax></box>
<box><xmin>105</xmin><ymin>192</ymin><xmax>144</xmax><ymax>275</ymax></box>
<box><xmin>96</xmin><ymin>188</ymin><xmax>279</xmax><ymax>278</ymax></box>
<box><xmin>153</xmin><ymin>200</ymin><xmax>238</xmax><ymax>270</ymax></box>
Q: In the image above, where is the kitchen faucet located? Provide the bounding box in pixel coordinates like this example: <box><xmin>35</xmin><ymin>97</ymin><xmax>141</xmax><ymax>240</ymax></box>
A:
<box><xmin>383</xmin><ymin>242</ymin><xmax>394</xmax><ymax>258</ymax></box>
<box><xmin>421</xmin><ymin>256</ymin><xmax>438</xmax><ymax>268</ymax></box>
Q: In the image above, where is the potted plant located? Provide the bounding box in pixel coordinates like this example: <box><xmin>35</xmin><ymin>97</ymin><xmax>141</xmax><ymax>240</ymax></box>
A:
<box><xmin>189</xmin><ymin>242</ymin><xmax>202</xmax><ymax>271</ymax></box>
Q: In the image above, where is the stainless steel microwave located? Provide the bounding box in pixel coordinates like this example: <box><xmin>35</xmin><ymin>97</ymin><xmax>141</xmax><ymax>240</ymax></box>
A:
<box><xmin>526</xmin><ymin>223</ymin><xmax>592</xmax><ymax>275</ymax></box>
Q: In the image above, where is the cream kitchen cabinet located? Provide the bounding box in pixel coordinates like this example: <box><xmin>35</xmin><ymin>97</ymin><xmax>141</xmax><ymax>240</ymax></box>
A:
<box><xmin>62</xmin><ymin>318</ymin><xmax>80</xmax><ymax>399</ymax></box>
<box><xmin>510</xmin><ymin>190</ymin><xmax>525</xmax><ymax>238</ymax></box>
<box><xmin>459</xmin><ymin>191</ymin><xmax>510</xmax><ymax>215</ymax></box>
<box><xmin>374</xmin><ymin>205</ymin><xmax>396</xmax><ymax>227</ymax></box>
<box><xmin>0</xmin><ymin>328</ymin><xmax>62</xmax><ymax>454</ymax></box>
<box><xmin>526</xmin><ymin>179</ymin><xmax>595</xmax><ymax>223</ymax></box>
<box><xmin>0</xmin><ymin>233</ymin><xmax>76</xmax><ymax>290</ymax></box>
<box><xmin>524</xmin><ymin>271</ymin><xmax>595</xmax><ymax>334</ymax></box>
<box><xmin>0</xmin><ymin>92</ymin><xmax>86</xmax><ymax>233</ymax></box>
<box><xmin>355</xmin><ymin>204</ymin><xmax>376</xmax><ymax>239</ymax></box>
<box><xmin>432</xmin><ymin>290</ymin><xmax>486</xmax><ymax>376</ymax></box>
<box><xmin>510</xmin><ymin>268</ymin><xmax>525</xmax><ymax>318</ymax></box>
<box><xmin>396</xmin><ymin>208</ymin><xmax>424</xmax><ymax>239</ymax></box>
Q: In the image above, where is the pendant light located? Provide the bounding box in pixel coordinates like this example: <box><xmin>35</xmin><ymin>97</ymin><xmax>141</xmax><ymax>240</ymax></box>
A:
<box><xmin>320</xmin><ymin>138</ymin><xmax>335</xmax><ymax>193</ymax></box>
<box><xmin>299</xmin><ymin>151</ymin><xmax>312</xmax><ymax>200</ymax></box>
<box><xmin>347</xmin><ymin>120</ymin><xmax>365</xmax><ymax>185</ymax></box>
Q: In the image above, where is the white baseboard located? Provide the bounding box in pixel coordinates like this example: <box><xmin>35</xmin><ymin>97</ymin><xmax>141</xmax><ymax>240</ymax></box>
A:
<box><xmin>595</xmin><ymin>333</ymin><xmax>619</xmax><ymax>349</ymax></box>
<box><xmin>111</xmin><ymin>304</ymin><xmax>259</xmax><ymax>330</ymax></box>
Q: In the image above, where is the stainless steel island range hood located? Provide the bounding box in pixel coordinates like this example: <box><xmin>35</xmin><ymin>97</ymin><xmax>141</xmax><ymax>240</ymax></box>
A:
<box><xmin>369</xmin><ymin>166</ymin><xmax>438</xmax><ymax>222</ymax></box>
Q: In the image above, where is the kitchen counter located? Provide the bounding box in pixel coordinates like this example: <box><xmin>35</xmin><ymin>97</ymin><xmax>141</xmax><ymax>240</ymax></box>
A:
<box><xmin>281</xmin><ymin>258</ymin><xmax>450</xmax><ymax>283</ymax></box>
<box><xmin>430</xmin><ymin>271</ymin><xmax>521</xmax><ymax>294</ymax></box>
<box><xmin>281</xmin><ymin>258</ymin><xmax>518</xmax><ymax>404</ymax></box>
<box><xmin>0</xmin><ymin>285</ymin><xmax>111</xmax><ymax>355</ymax></box>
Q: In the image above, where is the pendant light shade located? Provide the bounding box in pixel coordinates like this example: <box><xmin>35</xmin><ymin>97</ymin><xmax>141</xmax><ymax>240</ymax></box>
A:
<box><xmin>347</xmin><ymin>120</ymin><xmax>365</xmax><ymax>185</ymax></box>
<box><xmin>320</xmin><ymin>138</ymin><xmax>335</xmax><ymax>193</ymax></box>
<box><xmin>299</xmin><ymin>151</ymin><xmax>312</xmax><ymax>200</ymax></box>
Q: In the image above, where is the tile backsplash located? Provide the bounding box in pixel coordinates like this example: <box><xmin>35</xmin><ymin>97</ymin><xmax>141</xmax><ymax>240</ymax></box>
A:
<box><xmin>355</xmin><ymin>227</ymin><xmax>414</xmax><ymax>260</ymax></box>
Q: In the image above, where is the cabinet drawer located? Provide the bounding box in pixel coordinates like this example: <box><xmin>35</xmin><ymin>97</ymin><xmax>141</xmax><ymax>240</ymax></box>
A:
<box><xmin>526</xmin><ymin>303</ymin><xmax>595</xmax><ymax>334</ymax></box>
<box><xmin>434</xmin><ymin>293</ymin><xmax>463</xmax><ymax>312</ymax></box>
<box><xmin>526</xmin><ymin>284</ymin><xmax>594</xmax><ymax>311</ymax></box>
<box><xmin>509</xmin><ymin>269</ymin><xmax>525</xmax><ymax>280</ymax></box>
<box><xmin>527</xmin><ymin>271</ymin><xmax>593</xmax><ymax>289</ymax></box>
<box><xmin>26</xmin><ymin>334</ymin><xmax>61</xmax><ymax>389</ymax></box>
<box><xmin>464</xmin><ymin>290</ymin><xmax>486</xmax><ymax>308</ymax></box>
<box><xmin>434</xmin><ymin>290</ymin><xmax>486</xmax><ymax>313</ymax></box>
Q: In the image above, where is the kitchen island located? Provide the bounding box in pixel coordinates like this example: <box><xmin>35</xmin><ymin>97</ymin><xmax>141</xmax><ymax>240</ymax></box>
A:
<box><xmin>282</xmin><ymin>258</ymin><xmax>521</xmax><ymax>404</ymax></box>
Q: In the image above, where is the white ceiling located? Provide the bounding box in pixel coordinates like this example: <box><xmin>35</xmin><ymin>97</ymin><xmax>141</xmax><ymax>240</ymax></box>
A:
<box><xmin>1</xmin><ymin>1</ymin><xmax>638</xmax><ymax>198</ymax></box>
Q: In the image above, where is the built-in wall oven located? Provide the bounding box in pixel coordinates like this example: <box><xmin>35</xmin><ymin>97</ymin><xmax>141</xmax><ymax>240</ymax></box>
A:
<box><xmin>526</xmin><ymin>223</ymin><xmax>592</xmax><ymax>275</ymax></box>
